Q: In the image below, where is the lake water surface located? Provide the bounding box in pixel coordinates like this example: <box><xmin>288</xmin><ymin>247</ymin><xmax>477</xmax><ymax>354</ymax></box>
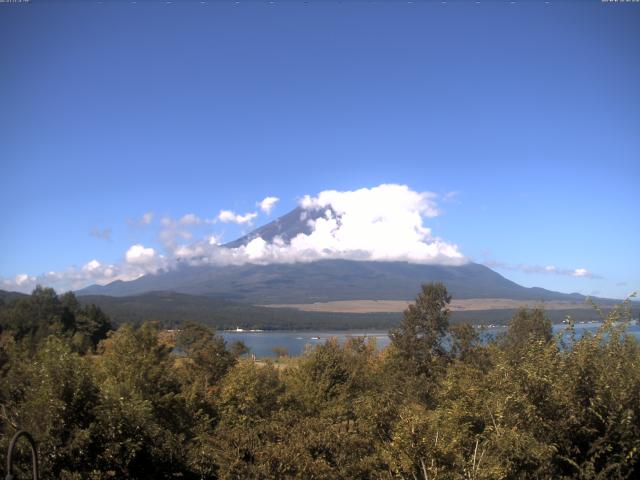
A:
<box><xmin>221</xmin><ymin>322</ymin><xmax>640</xmax><ymax>358</ymax></box>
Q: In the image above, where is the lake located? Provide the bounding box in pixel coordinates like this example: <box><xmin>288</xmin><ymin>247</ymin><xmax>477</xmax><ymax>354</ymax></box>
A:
<box><xmin>221</xmin><ymin>321</ymin><xmax>640</xmax><ymax>358</ymax></box>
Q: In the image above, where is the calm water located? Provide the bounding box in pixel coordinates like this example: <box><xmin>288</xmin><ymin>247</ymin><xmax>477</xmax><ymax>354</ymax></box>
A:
<box><xmin>221</xmin><ymin>322</ymin><xmax>640</xmax><ymax>358</ymax></box>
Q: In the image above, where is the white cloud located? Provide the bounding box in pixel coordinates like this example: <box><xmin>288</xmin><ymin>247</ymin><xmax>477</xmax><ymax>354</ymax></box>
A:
<box><xmin>82</xmin><ymin>259</ymin><xmax>102</xmax><ymax>272</ymax></box>
<box><xmin>1</xmin><ymin>274</ymin><xmax>36</xmax><ymax>292</ymax></box>
<box><xmin>2</xmin><ymin>261</ymin><xmax>123</xmax><ymax>294</ymax></box>
<box><xmin>218</xmin><ymin>210</ymin><xmax>258</xmax><ymax>225</ymax></box>
<box><xmin>217</xmin><ymin>210</ymin><xmax>235</xmax><ymax>222</ymax></box>
<box><xmin>236</xmin><ymin>212</ymin><xmax>258</xmax><ymax>224</ymax></box>
<box><xmin>484</xmin><ymin>260</ymin><xmax>600</xmax><ymax>279</ymax></box>
<box><xmin>179</xmin><ymin>213</ymin><xmax>201</xmax><ymax>225</ymax></box>
<box><xmin>301</xmin><ymin>184</ymin><xmax>440</xmax><ymax>219</ymax></box>
<box><xmin>289</xmin><ymin>184</ymin><xmax>455</xmax><ymax>263</ymax></box>
<box><xmin>180</xmin><ymin>184</ymin><xmax>464</xmax><ymax>266</ymax></box>
<box><xmin>15</xmin><ymin>273</ymin><xmax>33</xmax><ymax>286</ymax></box>
<box><xmin>259</xmin><ymin>196</ymin><xmax>279</xmax><ymax>215</ymax></box>
<box><xmin>125</xmin><ymin>244</ymin><xmax>156</xmax><ymax>265</ymax></box>
<box><xmin>2</xmin><ymin>184</ymin><xmax>467</xmax><ymax>293</ymax></box>
<box><xmin>2</xmin><ymin>246</ymin><xmax>169</xmax><ymax>294</ymax></box>
<box><xmin>572</xmin><ymin>268</ymin><xmax>589</xmax><ymax>278</ymax></box>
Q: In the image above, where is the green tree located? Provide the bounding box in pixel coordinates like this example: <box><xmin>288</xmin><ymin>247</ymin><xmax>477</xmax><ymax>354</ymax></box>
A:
<box><xmin>230</xmin><ymin>340</ymin><xmax>249</xmax><ymax>357</ymax></box>
<box><xmin>2</xmin><ymin>286</ymin><xmax>65</xmax><ymax>344</ymax></box>
<box><xmin>389</xmin><ymin>282</ymin><xmax>452</xmax><ymax>390</ymax></box>
<box><xmin>499</xmin><ymin>307</ymin><xmax>552</xmax><ymax>356</ymax></box>
<box><xmin>175</xmin><ymin>321</ymin><xmax>236</xmax><ymax>397</ymax></box>
<box><xmin>92</xmin><ymin>322</ymin><xmax>190</xmax><ymax>479</ymax></box>
<box><xmin>0</xmin><ymin>288</ymin><xmax>111</xmax><ymax>352</ymax></box>
<box><xmin>0</xmin><ymin>337</ymin><xmax>99</xmax><ymax>479</ymax></box>
<box><xmin>74</xmin><ymin>302</ymin><xmax>112</xmax><ymax>351</ymax></box>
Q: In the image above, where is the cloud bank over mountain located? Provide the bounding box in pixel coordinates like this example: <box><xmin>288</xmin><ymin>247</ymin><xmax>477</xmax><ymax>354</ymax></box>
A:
<box><xmin>0</xmin><ymin>184</ymin><xmax>593</xmax><ymax>294</ymax></box>
<box><xmin>170</xmin><ymin>184</ymin><xmax>465</xmax><ymax>267</ymax></box>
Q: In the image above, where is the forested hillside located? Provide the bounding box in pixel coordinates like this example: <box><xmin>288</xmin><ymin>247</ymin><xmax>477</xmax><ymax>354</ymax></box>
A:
<box><xmin>77</xmin><ymin>259</ymin><xmax>595</xmax><ymax>304</ymax></box>
<box><xmin>0</xmin><ymin>285</ymin><xmax>638</xmax><ymax>479</ymax></box>
<box><xmin>76</xmin><ymin>291</ymin><xmax>618</xmax><ymax>330</ymax></box>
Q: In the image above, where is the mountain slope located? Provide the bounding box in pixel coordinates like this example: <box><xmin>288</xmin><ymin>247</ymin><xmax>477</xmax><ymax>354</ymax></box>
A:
<box><xmin>223</xmin><ymin>207</ymin><xmax>324</xmax><ymax>248</ymax></box>
<box><xmin>78</xmin><ymin>207</ymin><xmax>590</xmax><ymax>304</ymax></box>
<box><xmin>78</xmin><ymin>259</ymin><xmax>586</xmax><ymax>305</ymax></box>
<box><xmin>0</xmin><ymin>289</ymin><xmax>28</xmax><ymax>304</ymax></box>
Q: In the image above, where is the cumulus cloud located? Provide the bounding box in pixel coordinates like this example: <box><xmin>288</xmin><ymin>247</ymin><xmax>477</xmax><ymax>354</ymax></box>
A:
<box><xmin>287</xmin><ymin>184</ymin><xmax>457</xmax><ymax>263</ymax></box>
<box><xmin>15</xmin><ymin>273</ymin><xmax>35</xmax><ymax>286</ymax></box>
<box><xmin>2</xmin><ymin>243</ymin><xmax>172</xmax><ymax>293</ymax></box>
<box><xmin>2</xmin><ymin>184</ymin><xmax>467</xmax><ymax>293</ymax></box>
<box><xmin>259</xmin><ymin>196</ymin><xmax>279</xmax><ymax>215</ymax></box>
<box><xmin>2</xmin><ymin>274</ymin><xmax>35</xmax><ymax>292</ymax></box>
<box><xmin>170</xmin><ymin>184</ymin><xmax>465</xmax><ymax>267</ymax></box>
<box><xmin>82</xmin><ymin>259</ymin><xmax>102</xmax><ymax>272</ymax></box>
<box><xmin>2</xmin><ymin>261</ymin><xmax>118</xmax><ymax>294</ymax></box>
<box><xmin>218</xmin><ymin>210</ymin><xmax>258</xmax><ymax>225</ymax></box>
<box><xmin>301</xmin><ymin>184</ymin><xmax>440</xmax><ymax>219</ymax></box>
<box><xmin>125</xmin><ymin>244</ymin><xmax>156</xmax><ymax>265</ymax></box>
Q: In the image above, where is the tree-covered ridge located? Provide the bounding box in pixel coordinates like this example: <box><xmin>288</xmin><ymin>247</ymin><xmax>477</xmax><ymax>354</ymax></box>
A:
<box><xmin>0</xmin><ymin>286</ymin><xmax>112</xmax><ymax>353</ymax></box>
<box><xmin>0</xmin><ymin>285</ymin><xmax>638</xmax><ymax>479</ymax></box>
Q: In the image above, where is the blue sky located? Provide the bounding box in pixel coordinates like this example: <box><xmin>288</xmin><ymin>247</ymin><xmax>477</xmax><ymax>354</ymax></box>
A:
<box><xmin>1</xmin><ymin>1</ymin><xmax>638</xmax><ymax>298</ymax></box>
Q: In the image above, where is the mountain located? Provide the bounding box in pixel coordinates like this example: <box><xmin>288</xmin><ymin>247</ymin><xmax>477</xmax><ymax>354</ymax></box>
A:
<box><xmin>0</xmin><ymin>289</ymin><xmax>28</xmax><ymax>304</ymax></box>
<box><xmin>78</xmin><ymin>259</ymin><xmax>588</xmax><ymax>304</ymax></box>
<box><xmin>223</xmin><ymin>206</ymin><xmax>325</xmax><ymax>248</ymax></box>
<box><xmin>78</xmin><ymin>208</ymin><xmax>589</xmax><ymax>305</ymax></box>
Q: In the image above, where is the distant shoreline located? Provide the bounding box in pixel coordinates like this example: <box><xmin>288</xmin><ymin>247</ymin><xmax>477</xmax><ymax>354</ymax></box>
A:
<box><xmin>261</xmin><ymin>298</ymin><xmax>597</xmax><ymax>314</ymax></box>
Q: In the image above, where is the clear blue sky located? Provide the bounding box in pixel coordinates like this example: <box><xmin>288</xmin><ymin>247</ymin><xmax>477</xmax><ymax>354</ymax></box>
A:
<box><xmin>1</xmin><ymin>1</ymin><xmax>638</xmax><ymax>298</ymax></box>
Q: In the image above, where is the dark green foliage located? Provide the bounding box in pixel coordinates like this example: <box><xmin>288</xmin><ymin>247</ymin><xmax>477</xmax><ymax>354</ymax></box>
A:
<box><xmin>499</xmin><ymin>307</ymin><xmax>553</xmax><ymax>355</ymax></box>
<box><xmin>90</xmin><ymin>322</ymin><xmax>192</xmax><ymax>479</ymax></box>
<box><xmin>71</xmin><ymin>289</ymin><xmax>629</xmax><ymax>331</ymax></box>
<box><xmin>389</xmin><ymin>282</ymin><xmax>452</xmax><ymax>387</ymax></box>
<box><xmin>175</xmin><ymin>321</ymin><xmax>237</xmax><ymax>398</ymax></box>
<box><xmin>0</xmin><ymin>337</ymin><xmax>99</xmax><ymax>478</ymax></box>
<box><xmin>0</xmin><ymin>287</ymin><xmax>112</xmax><ymax>352</ymax></box>
<box><xmin>0</xmin><ymin>286</ymin><xmax>638</xmax><ymax>479</ymax></box>
<box><xmin>229</xmin><ymin>340</ymin><xmax>250</xmax><ymax>357</ymax></box>
<box><xmin>78</xmin><ymin>291</ymin><xmax>403</xmax><ymax>330</ymax></box>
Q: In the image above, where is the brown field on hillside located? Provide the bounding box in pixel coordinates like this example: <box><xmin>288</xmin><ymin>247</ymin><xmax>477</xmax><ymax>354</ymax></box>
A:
<box><xmin>262</xmin><ymin>298</ymin><xmax>592</xmax><ymax>313</ymax></box>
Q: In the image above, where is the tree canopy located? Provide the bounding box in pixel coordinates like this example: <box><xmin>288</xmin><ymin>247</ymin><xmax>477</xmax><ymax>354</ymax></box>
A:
<box><xmin>0</xmin><ymin>285</ymin><xmax>638</xmax><ymax>479</ymax></box>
